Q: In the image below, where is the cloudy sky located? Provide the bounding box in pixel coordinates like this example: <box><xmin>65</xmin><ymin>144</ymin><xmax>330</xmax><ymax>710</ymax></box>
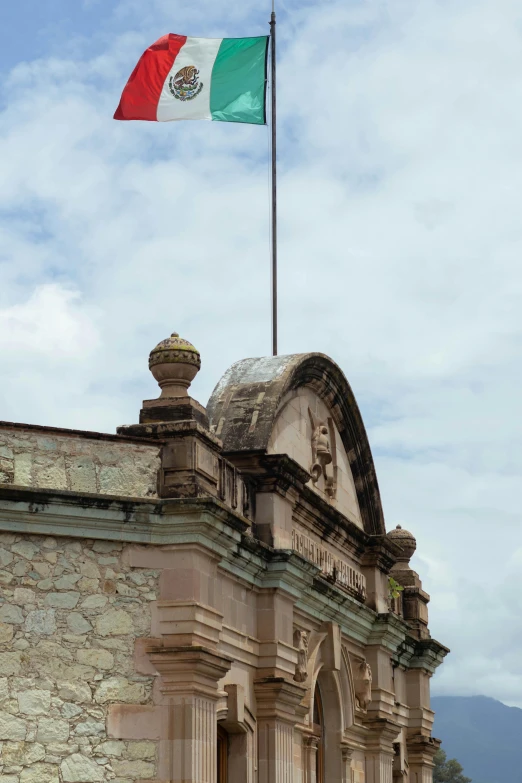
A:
<box><xmin>2</xmin><ymin>0</ymin><xmax>522</xmax><ymax>706</ymax></box>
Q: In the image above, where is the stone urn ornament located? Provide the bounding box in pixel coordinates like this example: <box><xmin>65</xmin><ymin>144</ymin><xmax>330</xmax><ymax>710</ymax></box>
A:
<box><xmin>148</xmin><ymin>332</ymin><xmax>201</xmax><ymax>398</ymax></box>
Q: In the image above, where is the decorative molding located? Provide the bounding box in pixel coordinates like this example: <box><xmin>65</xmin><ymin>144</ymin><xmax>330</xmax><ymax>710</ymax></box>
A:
<box><xmin>292</xmin><ymin>527</ymin><xmax>366</xmax><ymax>599</ymax></box>
<box><xmin>0</xmin><ymin>485</ymin><xmax>248</xmax><ymax>551</ymax></box>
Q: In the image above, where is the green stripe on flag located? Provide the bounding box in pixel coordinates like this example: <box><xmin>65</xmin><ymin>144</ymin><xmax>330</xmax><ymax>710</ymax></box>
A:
<box><xmin>210</xmin><ymin>37</ymin><xmax>268</xmax><ymax>124</ymax></box>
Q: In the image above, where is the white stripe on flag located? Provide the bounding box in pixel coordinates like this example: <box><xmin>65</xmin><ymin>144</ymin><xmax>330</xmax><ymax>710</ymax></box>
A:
<box><xmin>157</xmin><ymin>37</ymin><xmax>223</xmax><ymax>122</ymax></box>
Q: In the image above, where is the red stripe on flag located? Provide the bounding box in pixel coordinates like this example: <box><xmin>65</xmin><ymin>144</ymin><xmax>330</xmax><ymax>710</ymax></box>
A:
<box><xmin>114</xmin><ymin>34</ymin><xmax>187</xmax><ymax>121</ymax></box>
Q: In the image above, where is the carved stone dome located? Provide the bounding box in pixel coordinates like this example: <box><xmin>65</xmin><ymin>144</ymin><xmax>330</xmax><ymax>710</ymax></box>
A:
<box><xmin>148</xmin><ymin>332</ymin><xmax>201</xmax><ymax>398</ymax></box>
<box><xmin>387</xmin><ymin>524</ymin><xmax>416</xmax><ymax>562</ymax></box>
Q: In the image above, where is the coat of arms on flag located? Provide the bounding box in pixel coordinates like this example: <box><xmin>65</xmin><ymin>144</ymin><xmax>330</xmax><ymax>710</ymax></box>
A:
<box><xmin>114</xmin><ymin>34</ymin><xmax>268</xmax><ymax>125</ymax></box>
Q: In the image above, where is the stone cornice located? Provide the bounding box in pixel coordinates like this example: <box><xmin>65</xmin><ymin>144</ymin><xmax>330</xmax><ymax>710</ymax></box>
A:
<box><xmin>297</xmin><ymin>576</ymin><xmax>377</xmax><ymax>644</ymax></box>
<box><xmin>408</xmin><ymin>638</ymin><xmax>450</xmax><ymax>674</ymax></box>
<box><xmin>118</xmin><ymin>419</ymin><xmax>222</xmax><ymax>451</ymax></box>
<box><xmin>367</xmin><ymin>613</ymin><xmax>412</xmax><ymax>652</ymax></box>
<box><xmin>226</xmin><ymin>452</ymin><xmax>311</xmax><ymax>496</ymax></box>
<box><xmin>254</xmin><ymin>676</ymin><xmax>307</xmax><ymax>724</ymax></box>
<box><xmin>361</xmin><ymin>535</ymin><xmax>399</xmax><ymax>572</ymax></box>
<box><xmin>0</xmin><ymin>485</ymin><xmax>248</xmax><ymax>556</ymax></box>
<box><xmin>220</xmin><ymin>540</ymin><xmax>378</xmax><ymax>645</ymax></box>
<box><xmin>0</xmin><ymin>419</ymin><xmax>160</xmax><ymax>446</ymax></box>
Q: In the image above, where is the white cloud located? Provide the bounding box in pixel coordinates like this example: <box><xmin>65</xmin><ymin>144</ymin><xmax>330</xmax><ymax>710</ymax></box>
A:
<box><xmin>0</xmin><ymin>284</ymin><xmax>99</xmax><ymax>358</ymax></box>
<box><xmin>1</xmin><ymin>0</ymin><xmax>522</xmax><ymax>705</ymax></box>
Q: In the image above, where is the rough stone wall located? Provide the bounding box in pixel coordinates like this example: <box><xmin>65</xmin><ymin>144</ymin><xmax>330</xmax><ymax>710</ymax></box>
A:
<box><xmin>0</xmin><ymin>532</ymin><xmax>159</xmax><ymax>783</ymax></box>
<box><xmin>0</xmin><ymin>428</ymin><xmax>160</xmax><ymax>498</ymax></box>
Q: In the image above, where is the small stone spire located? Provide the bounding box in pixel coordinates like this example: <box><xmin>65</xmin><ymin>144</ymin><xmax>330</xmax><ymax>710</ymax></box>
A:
<box><xmin>148</xmin><ymin>332</ymin><xmax>201</xmax><ymax>399</ymax></box>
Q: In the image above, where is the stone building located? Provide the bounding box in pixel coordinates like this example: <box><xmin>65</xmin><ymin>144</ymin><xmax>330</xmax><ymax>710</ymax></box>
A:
<box><xmin>0</xmin><ymin>332</ymin><xmax>448</xmax><ymax>783</ymax></box>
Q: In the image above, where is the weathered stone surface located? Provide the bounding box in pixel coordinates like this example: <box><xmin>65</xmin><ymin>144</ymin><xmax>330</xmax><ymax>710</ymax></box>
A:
<box><xmin>54</xmin><ymin>575</ymin><xmax>81</xmax><ymax>590</ymax></box>
<box><xmin>0</xmin><ymin>532</ymin><xmax>157</xmax><ymax>780</ymax></box>
<box><xmin>79</xmin><ymin>561</ymin><xmax>101</xmax><ymax>580</ymax></box>
<box><xmin>94</xmin><ymin>678</ymin><xmax>146</xmax><ymax>704</ymax></box>
<box><xmin>76</xmin><ymin>649</ymin><xmax>114</xmax><ymax>670</ymax></box>
<box><xmin>0</xmin><ymin>548</ymin><xmax>14</xmax><ymax>567</ymax></box>
<box><xmin>32</xmin><ymin>561</ymin><xmax>51</xmax><ymax>577</ymax></box>
<box><xmin>61</xmin><ymin>753</ymin><xmax>104</xmax><ymax>782</ymax></box>
<box><xmin>74</xmin><ymin>720</ymin><xmax>105</xmax><ymax>736</ymax></box>
<box><xmin>0</xmin><ymin>653</ymin><xmax>22</xmax><ymax>677</ymax></box>
<box><xmin>44</xmin><ymin>592</ymin><xmax>80</xmax><ymax>609</ymax></box>
<box><xmin>13</xmin><ymin>588</ymin><xmax>35</xmax><ymax>605</ymax></box>
<box><xmin>0</xmin><ymin>605</ymin><xmax>23</xmax><ymax>624</ymax></box>
<box><xmin>80</xmin><ymin>595</ymin><xmax>108</xmax><ymax>610</ymax></box>
<box><xmin>61</xmin><ymin>703</ymin><xmax>84</xmax><ymax>719</ymax></box>
<box><xmin>0</xmin><ymin>623</ymin><xmax>14</xmax><ymax>643</ymax></box>
<box><xmin>11</xmin><ymin>542</ymin><xmax>39</xmax><ymax>560</ymax></box>
<box><xmin>93</xmin><ymin>541</ymin><xmax>122</xmax><ymax>554</ymax></box>
<box><xmin>18</xmin><ymin>690</ymin><xmax>51</xmax><ymax>715</ymax></box>
<box><xmin>3</xmin><ymin>741</ymin><xmax>47</xmax><ymax>765</ymax></box>
<box><xmin>112</xmin><ymin>759</ymin><xmax>155</xmax><ymax>778</ymax></box>
<box><xmin>66</xmin><ymin>613</ymin><xmax>92</xmax><ymax>635</ymax></box>
<box><xmin>3</xmin><ymin>740</ymin><xmax>25</xmax><ymax>764</ymax></box>
<box><xmin>0</xmin><ymin>677</ymin><xmax>9</xmax><ymax>702</ymax></box>
<box><xmin>95</xmin><ymin>609</ymin><xmax>132</xmax><ymax>637</ymax></box>
<box><xmin>25</xmin><ymin>609</ymin><xmax>56</xmax><ymax>635</ymax></box>
<box><xmin>20</xmin><ymin>763</ymin><xmax>59</xmax><ymax>783</ymax></box>
<box><xmin>0</xmin><ymin>711</ymin><xmax>26</xmax><ymax>740</ymax></box>
<box><xmin>77</xmin><ymin>577</ymin><xmax>99</xmax><ymax>593</ymax></box>
<box><xmin>95</xmin><ymin>740</ymin><xmax>125</xmax><ymax>757</ymax></box>
<box><xmin>128</xmin><ymin>740</ymin><xmax>157</xmax><ymax>759</ymax></box>
<box><xmin>36</xmin><ymin>718</ymin><xmax>70</xmax><ymax>743</ymax></box>
<box><xmin>57</xmin><ymin>682</ymin><xmax>92</xmax><ymax>703</ymax></box>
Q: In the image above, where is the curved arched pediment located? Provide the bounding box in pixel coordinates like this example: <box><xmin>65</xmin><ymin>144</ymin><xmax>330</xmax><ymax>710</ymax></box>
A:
<box><xmin>207</xmin><ymin>352</ymin><xmax>385</xmax><ymax>536</ymax></box>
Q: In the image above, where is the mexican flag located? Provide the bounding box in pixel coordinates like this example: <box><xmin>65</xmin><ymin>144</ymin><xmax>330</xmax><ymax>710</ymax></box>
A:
<box><xmin>114</xmin><ymin>34</ymin><xmax>269</xmax><ymax>125</ymax></box>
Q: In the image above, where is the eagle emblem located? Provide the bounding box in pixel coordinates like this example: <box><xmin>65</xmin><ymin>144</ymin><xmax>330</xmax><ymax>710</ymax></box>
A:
<box><xmin>169</xmin><ymin>66</ymin><xmax>204</xmax><ymax>101</ymax></box>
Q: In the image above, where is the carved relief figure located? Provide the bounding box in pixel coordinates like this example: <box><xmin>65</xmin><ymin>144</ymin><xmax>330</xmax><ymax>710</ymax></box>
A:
<box><xmin>308</xmin><ymin>408</ymin><xmax>337</xmax><ymax>497</ymax></box>
<box><xmin>293</xmin><ymin>629</ymin><xmax>309</xmax><ymax>683</ymax></box>
<box><xmin>354</xmin><ymin>660</ymin><xmax>372</xmax><ymax>711</ymax></box>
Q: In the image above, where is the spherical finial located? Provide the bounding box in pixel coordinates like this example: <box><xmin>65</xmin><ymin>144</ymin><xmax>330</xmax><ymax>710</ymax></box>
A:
<box><xmin>387</xmin><ymin>524</ymin><xmax>416</xmax><ymax>562</ymax></box>
<box><xmin>148</xmin><ymin>331</ymin><xmax>201</xmax><ymax>398</ymax></box>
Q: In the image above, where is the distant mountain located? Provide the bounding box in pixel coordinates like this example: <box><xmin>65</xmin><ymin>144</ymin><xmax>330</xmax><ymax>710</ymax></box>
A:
<box><xmin>432</xmin><ymin>695</ymin><xmax>522</xmax><ymax>783</ymax></box>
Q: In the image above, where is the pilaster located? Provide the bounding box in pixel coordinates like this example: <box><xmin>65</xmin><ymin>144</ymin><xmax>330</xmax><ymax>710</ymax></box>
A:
<box><xmin>303</xmin><ymin>735</ymin><xmax>319</xmax><ymax>783</ymax></box>
<box><xmin>363</xmin><ymin>718</ymin><xmax>400</xmax><ymax>783</ymax></box>
<box><xmin>149</xmin><ymin>645</ymin><xmax>233</xmax><ymax>783</ymax></box>
<box><xmin>341</xmin><ymin>742</ymin><xmax>355</xmax><ymax>783</ymax></box>
<box><xmin>255</xmin><ymin>677</ymin><xmax>306</xmax><ymax>783</ymax></box>
<box><xmin>405</xmin><ymin>734</ymin><xmax>440</xmax><ymax>783</ymax></box>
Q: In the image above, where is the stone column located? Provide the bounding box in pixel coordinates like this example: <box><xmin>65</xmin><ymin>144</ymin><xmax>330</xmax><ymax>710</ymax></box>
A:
<box><xmin>255</xmin><ymin>677</ymin><xmax>306</xmax><ymax>783</ymax></box>
<box><xmin>149</xmin><ymin>646</ymin><xmax>233</xmax><ymax>783</ymax></box>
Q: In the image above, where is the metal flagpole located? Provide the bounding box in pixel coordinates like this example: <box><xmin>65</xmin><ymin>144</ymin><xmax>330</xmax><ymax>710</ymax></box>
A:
<box><xmin>270</xmin><ymin>3</ymin><xmax>278</xmax><ymax>356</ymax></box>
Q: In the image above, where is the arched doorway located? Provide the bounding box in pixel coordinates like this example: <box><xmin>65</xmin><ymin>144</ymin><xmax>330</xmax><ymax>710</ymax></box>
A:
<box><xmin>217</xmin><ymin>725</ymin><xmax>228</xmax><ymax>783</ymax></box>
<box><xmin>313</xmin><ymin>684</ymin><xmax>325</xmax><ymax>783</ymax></box>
